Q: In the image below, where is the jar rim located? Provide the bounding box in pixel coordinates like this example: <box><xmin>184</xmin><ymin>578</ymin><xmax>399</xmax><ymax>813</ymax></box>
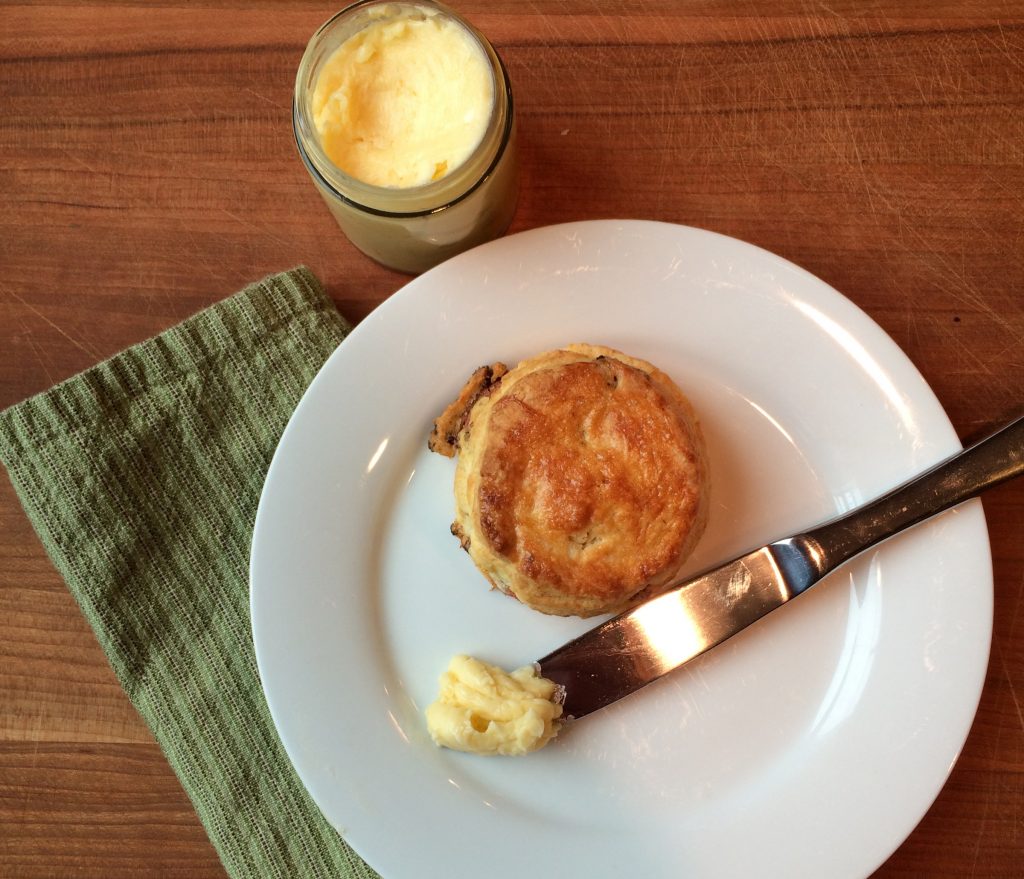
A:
<box><xmin>293</xmin><ymin>0</ymin><xmax>514</xmax><ymax>218</ymax></box>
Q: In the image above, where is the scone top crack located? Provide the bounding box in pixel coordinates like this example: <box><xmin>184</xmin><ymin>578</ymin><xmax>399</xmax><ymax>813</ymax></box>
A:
<box><xmin>430</xmin><ymin>344</ymin><xmax>710</xmax><ymax>618</ymax></box>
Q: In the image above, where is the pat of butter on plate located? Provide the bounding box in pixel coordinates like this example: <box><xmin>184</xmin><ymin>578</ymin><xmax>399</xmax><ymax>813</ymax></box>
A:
<box><xmin>425</xmin><ymin>655</ymin><xmax>563</xmax><ymax>756</ymax></box>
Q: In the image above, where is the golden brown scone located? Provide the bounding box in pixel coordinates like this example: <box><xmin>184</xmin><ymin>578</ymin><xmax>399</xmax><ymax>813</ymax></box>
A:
<box><xmin>432</xmin><ymin>344</ymin><xmax>709</xmax><ymax>618</ymax></box>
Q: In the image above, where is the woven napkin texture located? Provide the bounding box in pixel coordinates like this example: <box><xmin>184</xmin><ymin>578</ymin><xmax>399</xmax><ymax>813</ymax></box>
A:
<box><xmin>0</xmin><ymin>268</ymin><xmax>378</xmax><ymax>879</ymax></box>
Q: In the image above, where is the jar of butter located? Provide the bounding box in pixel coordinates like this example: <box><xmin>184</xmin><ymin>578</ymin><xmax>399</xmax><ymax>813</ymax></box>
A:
<box><xmin>293</xmin><ymin>0</ymin><xmax>518</xmax><ymax>274</ymax></box>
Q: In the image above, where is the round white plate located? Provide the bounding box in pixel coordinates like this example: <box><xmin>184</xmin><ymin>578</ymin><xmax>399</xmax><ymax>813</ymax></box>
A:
<box><xmin>250</xmin><ymin>220</ymin><xmax>992</xmax><ymax>879</ymax></box>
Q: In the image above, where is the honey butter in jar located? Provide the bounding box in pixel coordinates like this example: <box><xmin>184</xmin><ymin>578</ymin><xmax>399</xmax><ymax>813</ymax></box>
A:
<box><xmin>293</xmin><ymin>0</ymin><xmax>518</xmax><ymax>274</ymax></box>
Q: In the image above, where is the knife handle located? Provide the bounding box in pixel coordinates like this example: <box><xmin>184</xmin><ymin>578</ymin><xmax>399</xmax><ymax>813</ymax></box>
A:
<box><xmin>801</xmin><ymin>413</ymin><xmax>1024</xmax><ymax>579</ymax></box>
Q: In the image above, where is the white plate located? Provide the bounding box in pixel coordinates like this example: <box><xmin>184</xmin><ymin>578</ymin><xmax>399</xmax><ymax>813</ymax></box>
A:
<box><xmin>250</xmin><ymin>220</ymin><xmax>992</xmax><ymax>879</ymax></box>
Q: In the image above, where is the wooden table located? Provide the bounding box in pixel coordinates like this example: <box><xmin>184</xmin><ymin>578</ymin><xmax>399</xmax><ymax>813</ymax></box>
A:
<box><xmin>2</xmin><ymin>2</ymin><xmax>1022</xmax><ymax>876</ymax></box>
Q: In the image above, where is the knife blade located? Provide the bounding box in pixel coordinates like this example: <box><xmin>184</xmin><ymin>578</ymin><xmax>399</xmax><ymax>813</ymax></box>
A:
<box><xmin>538</xmin><ymin>413</ymin><xmax>1024</xmax><ymax>720</ymax></box>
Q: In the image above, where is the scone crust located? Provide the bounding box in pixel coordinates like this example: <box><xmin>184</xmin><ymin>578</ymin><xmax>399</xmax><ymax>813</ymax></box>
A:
<box><xmin>452</xmin><ymin>344</ymin><xmax>709</xmax><ymax>617</ymax></box>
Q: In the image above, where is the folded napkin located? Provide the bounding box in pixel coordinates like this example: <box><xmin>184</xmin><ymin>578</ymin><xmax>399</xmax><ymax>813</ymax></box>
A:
<box><xmin>0</xmin><ymin>268</ymin><xmax>378</xmax><ymax>879</ymax></box>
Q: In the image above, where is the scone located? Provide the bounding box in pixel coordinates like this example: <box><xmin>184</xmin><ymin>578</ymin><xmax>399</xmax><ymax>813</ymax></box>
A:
<box><xmin>429</xmin><ymin>344</ymin><xmax>709</xmax><ymax>618</ymax></box>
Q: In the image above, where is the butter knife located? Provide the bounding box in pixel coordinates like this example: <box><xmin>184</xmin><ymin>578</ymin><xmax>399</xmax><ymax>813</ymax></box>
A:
<box><xmin>538</xmin><ymin>414</ymin><xmax>1024</xmax><ymax>720</ymax></box>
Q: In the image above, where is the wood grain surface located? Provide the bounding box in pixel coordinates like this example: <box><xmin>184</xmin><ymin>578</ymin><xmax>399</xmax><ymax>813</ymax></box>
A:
<box><xmin>1</xmin><ymin>2</ymin><xmax>1022</xmax><ymax>877</ymax></box>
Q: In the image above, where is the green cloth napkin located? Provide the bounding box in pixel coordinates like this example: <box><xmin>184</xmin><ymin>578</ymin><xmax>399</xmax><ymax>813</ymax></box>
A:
<box><xmin>0</xmin><ymin>268</ymin><xmax>378</xmax><ymax>879</ymax></box>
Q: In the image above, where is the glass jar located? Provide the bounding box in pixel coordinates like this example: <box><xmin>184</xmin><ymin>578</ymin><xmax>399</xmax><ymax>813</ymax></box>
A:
<box><xmin>293</xmin><ymin>0</ymin><xmax>518</xmax><ymax>274</ymax></box>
